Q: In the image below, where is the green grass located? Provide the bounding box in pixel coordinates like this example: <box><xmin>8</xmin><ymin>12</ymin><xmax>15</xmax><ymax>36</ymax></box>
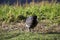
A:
<box><xmin>0</xmin><ymin>30</ymin><xmax>60</xmax><ymax>40</ymax></box>
<box><xmin>0</xmin><ymin>2</ymin><xmax>60</xmax><ymax>40</ymax></box>
<box><xmin>0</xmin><ymin>3</ymin><xmax>60</xmax><ymax>23</ymax></box>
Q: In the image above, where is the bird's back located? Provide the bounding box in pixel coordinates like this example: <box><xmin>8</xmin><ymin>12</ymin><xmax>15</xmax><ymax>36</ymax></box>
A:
<box><xmin>26</xmin><ymin>16</ymin><xmax>33</xmax><ymax>26</ymax></box>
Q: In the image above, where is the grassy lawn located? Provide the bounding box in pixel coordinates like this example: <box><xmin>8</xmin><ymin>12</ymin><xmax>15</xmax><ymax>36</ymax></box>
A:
<box><xmin>0</xmin><ymin>30</ymin><xmax>60</xmax><ymax>40</ymax></box>
<box><xmin>0</xmin><ymin>2</ymin><xmax>60</xmax><ymax>40</ymax></box>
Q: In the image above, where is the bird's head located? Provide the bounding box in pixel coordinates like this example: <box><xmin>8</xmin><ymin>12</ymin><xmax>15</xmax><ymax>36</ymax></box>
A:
<box><xmin>33</xmin><ymin>15</ymin><xmax>37</xmax><ymax>19</ymax></box>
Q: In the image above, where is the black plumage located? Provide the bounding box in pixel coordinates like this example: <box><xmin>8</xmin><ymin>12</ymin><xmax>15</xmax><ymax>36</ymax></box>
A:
<box><xmin>25</xmin><ymin>15</ymin><xmax>38</xmax><ymax>31</ymax></box>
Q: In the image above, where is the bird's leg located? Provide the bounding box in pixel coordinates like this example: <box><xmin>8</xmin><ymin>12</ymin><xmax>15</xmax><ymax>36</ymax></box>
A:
<box><xmin>29</xmin><ymin>28</ymin><xmax>32</xmax><ymax>32</ymax></box>
<box><xmin>26</xmin><ymin>27</ymin><xmax>30</xmax><ymax>32</ymax></box>
<box><xmin>25</xmin><ymin>24</ymin><xmax>30</xmax><ymax>32</ymax></box>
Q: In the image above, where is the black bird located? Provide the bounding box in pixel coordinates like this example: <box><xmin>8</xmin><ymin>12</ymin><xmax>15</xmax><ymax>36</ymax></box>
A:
<box><xmin>25</xmin><ymin>15</ymin><xmax>38</xmax><ymax>32</ymax></box>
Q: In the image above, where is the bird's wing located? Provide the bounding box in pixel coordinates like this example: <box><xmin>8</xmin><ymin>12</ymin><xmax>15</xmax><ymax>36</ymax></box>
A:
<box><xmin>26</xmin><ymin>16</ymin><xmax>33</xmax><ymax>25</ymax></box>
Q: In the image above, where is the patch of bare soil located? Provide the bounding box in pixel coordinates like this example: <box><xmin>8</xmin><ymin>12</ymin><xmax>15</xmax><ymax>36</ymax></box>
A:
<box><xmin>0</xmin><ymin>20</ymin><xmax>60</xmax><ymax>33</ymax></box>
